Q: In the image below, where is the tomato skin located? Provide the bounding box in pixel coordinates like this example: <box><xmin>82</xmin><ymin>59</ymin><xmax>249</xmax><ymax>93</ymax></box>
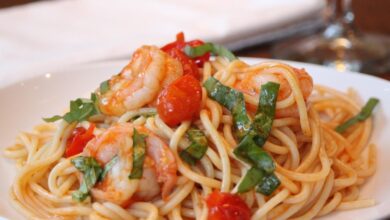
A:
<box><xmin>161</xmin><ymin>32</ymin><xmax>210</xmax><ymax>77</ymax></box>
<box><xmin>164</xmin><ymin>47</ymin><xmax>200</xmax><ymax>79</ymax></box>
<box><xmin>157</xmin><ymin>74</ymin><xmax>202</xmax><ymax>126</ymax></box>
<box><xmin>206</xmin><ymin>191</ymin><xmax>251</xmax><ymax>220</ymax></box>
<box><xmin>65</xmin><ymin>124</ymin><xmax>95</xmax><ymax>157</ymax></box>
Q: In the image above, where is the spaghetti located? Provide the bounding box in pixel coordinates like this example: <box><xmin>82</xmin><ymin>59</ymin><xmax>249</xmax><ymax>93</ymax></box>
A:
<box><xmin>4</xmin><ymin>35</ymin><xmax>378</xmax><ymax>220</ymax></box>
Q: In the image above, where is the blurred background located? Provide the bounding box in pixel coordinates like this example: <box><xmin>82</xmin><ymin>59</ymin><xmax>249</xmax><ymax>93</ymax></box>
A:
<box><xmin>1</xmin><ymin>0</ymin><xmax>389</xmax><ymax>87</ymax></box>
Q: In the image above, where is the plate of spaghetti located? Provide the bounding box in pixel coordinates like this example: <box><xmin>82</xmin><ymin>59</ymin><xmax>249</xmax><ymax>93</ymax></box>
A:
<box><xmin>1</xmin><ymin>33</ymin><xmax>389</xmax><ymax>220</ymax></box>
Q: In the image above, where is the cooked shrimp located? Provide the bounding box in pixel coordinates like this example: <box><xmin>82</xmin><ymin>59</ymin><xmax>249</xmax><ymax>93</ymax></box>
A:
<box><xmin>83</xmin><ymin>123</ymin><xmax>177</xmax><ymax>206</ymax></box>
<box><xmin>99</xmin><ymin>46</ymin><xmax>183</xmax><ymax>116</ymax></box>
<box><xmin>234</xmin><ymin>67</ymin><xmax>313</xmax><ymax>118</ymax></box>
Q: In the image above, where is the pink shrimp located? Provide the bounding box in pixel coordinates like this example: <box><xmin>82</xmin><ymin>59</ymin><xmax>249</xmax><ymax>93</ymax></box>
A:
<box><xmin>234</xmin><ymin>67</ymin><xmax>313</xmax><ymax>118</ymax></box>
<box><xmin>83</xmin><ymin>123</ymin><xmax>177</xmax><ymax>206</ymax></box>
<box><xmin>98</xmin><ymin>46</ymin><xmax>183</xmax><ymax>116</ymax></box>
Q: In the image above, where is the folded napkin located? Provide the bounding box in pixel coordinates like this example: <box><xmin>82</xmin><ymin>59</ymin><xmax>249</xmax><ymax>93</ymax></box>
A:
<box><xmin>0</xmin><ymin>0</ymin><xmax>324</xmax><ymax>88</ymax></box>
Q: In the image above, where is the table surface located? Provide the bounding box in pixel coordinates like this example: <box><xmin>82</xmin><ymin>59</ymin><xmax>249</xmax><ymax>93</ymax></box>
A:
<box><xmin>1</xmin><ymin>0</ymin><xmax>389</xmax><ymax>81</ymax></box>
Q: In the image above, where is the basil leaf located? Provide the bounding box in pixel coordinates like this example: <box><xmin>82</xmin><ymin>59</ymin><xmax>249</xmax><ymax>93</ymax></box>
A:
<box><xmin>204</xmin><ymin>77</ymin><xmax>251</xmax><ymax>139</ymax></box>
<box><xmin>205</xmin><ymin>77</ymin><xmax>280</xmax><ymax>195</ymax></box>
<box><xmin>100</xmin><ymin>80</ymin><xmax>110</xmax><ymax>94</ymax></box>
<box><xmin>233</xmin><ymin>135</ymin><xmax>275</xmax><ymax>174</ymax></box>
<box><xmin>184</xmin><ymin>43</ymin><xmax>237</xmax><ymax>61</ymax></box>
<box><xmin>129</xmin><ymin>129</ymin><xmax>147</xmax><ymax>179</ymax></box>
<box><xmin>180</xmin><ymin>129</ymin><xmax>208</xmax><ymax>165</ymax></box>
<box><xmin>237</xmin><ymin>167</ymin><xmax>264</xmax><ymax>193</ymax></box>
<box><xmin>71</xmin><ymin>156</ymin><xmax>103</xmax><ymax>202</ymax></box>
<box><xmin>43</xmin><ymin>93</ymin><xmax>100</xmax><ymax>124</ymax></box>
<box><xmin>43</xmin><ymin>115</ymin><xmax>63</xmax><ymax>122</ymax></box>
<box><xmin>99</xmin><ymin>156</ymin><xmax>118</xmax><ymax>181</ymax></box>
<box><xmin>256</xmin><ymin>173</ymin><xmax>281</xmax><ymax>196</ymax></box>
<box><xmin>252</xmin><ymin>82</ymin><xmax>280</xmax><ymax>146</ymax></box>
<box><xmin>335</xmin><ymin>97</ymin><xmax>379</xmax><ymax>133</ymax></box>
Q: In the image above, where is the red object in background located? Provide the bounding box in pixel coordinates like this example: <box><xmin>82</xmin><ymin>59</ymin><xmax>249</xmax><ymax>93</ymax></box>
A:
<box><xmin>65</xmin><ymin>124</ymin><xmax>95</xmax><ymax>157</ymax></box>
<box><xmin>161</xmin><ymin>32</ymin><xmax>210</xmax><ymax>79</ymax></box>
<box><xmin>206</xmin><ymin>191</ymin><xmax>251</xmax><ymax>220</ymax></box>
<box><xmin>156</xmin><ymin>74</ymin><xmax>202</xmax><ymax>126</ymax></box>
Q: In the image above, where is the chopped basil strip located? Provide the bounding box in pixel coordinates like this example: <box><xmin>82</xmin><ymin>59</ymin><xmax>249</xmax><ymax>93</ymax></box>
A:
<box><xmin>256</xmin><ymin>173</ymin><xmax>281</xmax><ymax>196</ymax></box>
<box><xmin>204</xmin><ymin>77</ymin><xmax>251</xmax><ymax>139</ymax></box>
<box><xmin>335</xmin><ymin>97</ymin><xmax>379</xmax><ymax>133</ymax></box>
<box><xmin>184</xmin><ymin>43</ymin><xmax>237</xmax><ymax>61</ymax></box>
<box><xmin>180</xmin><ymin>129</ymin><xmax>208</xmax><ymax>165</ymax></box>
<box><xmin>233</xmin><ymin>135</ymin><xmax>275</xmax><ymax>173</ymax></box>
<box><xmin>43</xmin><ymin>93</ymin><xmax>100</xmax><ymax>123</ymax></box>
<box><xmin>43</xmin><ymin>115</ymin><xmax>62</xmax><ymax>122</ymax></box>
<box><xmin>99</xmin><ymin>156</ymin><xmax>118</xmax><ymax>181</ymax></box>
<box><xmin>99</xmin><ymin>80</ymin><xmax>110</xmax><ymax>94</ymax></box>
<box><xmin>129</xmin><ymin>129</ymin><xmax>147</xmax><ymax>179</ymax></box>
<box><xmin>71</xmin><ymin>156</ymin><xmax>103</xmax><ymax>202</ymax></box>
<box><xmin>237</xmin><ymin>167</ymin><xmax>264</xmax><ymax>193</ymax></box>
<box><xmin>252</xmin><ymin>82</ymin><xmax>280</xmax><ymax>146</ymax></box>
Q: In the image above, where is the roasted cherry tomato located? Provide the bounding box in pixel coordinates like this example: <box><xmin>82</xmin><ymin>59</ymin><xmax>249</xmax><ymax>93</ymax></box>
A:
<box><xmin>164</xmin><ymin>47</ymin><xmax>200</xmax><ymax>79</ymax></box>
<box><xmin>65</xmin><ymin>124</ymin><xmax>95</xmax><ymax>157</ymax></box>
<box><xmin>156</xmin><ymin>74</ymin><xmax>202</xmax><ymax>126</ymax></box>
<box><xmin>206</xmin><ymin>190</ymin><xmax>251</xmax><ymax>220</ymax></box>
<box><xmin>161</xmin><ymin>32</ymin><xmax>210</xmax><ymax>79</ymax></box>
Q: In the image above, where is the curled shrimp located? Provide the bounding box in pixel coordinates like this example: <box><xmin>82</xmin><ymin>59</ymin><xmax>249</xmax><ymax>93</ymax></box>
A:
<box><xmin>234</xmin><ymin>66</ymin><xmax>313</xmax><ymax>118</ymax></box>
<box><xmin>98</xmin><ymin>46</ymin><xmax>183</xmax><ymax>116</ymax></box>
<box><xmin>83</xmin><ymin>123</ymin><xmax>177</xmax><ymax>206</ymax></box>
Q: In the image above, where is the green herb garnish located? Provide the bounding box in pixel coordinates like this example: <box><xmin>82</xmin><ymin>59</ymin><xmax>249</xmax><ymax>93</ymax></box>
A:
<box><xmin>43</xmin><ymin>93</ymin><xmax>100</xmax><ymax>123</ymax></box>
<box><xmin>204</xmin><ymin>78</ymin><xmax>281</xmax><ymax>195</ymax></box>
<box><xmin>203</xmin><ymin>77</ymin><xmax>251</xmax><ymax>139</ymax></box>
<box><xmin>256</xmin><ymin>173</ymin><xmax>281</xmax><ymax>196</ymax></box>
<box><xmin>129</xmin><ymin>129</ymin><xmax>147</xmax><ymax>179</ymax></box>
<box><xmin>184</xmin><ymin>43</ymin><xmax>237</xmax><ymax>61</ymax></box>
<box><xmin>180</xmin><ymin>129</ymin><xmax>208</xmax><ymax>165</ymax></box>
<box><xmin>71</xmin><ymin>156</ymin><xmax>103</xmax><ymax>202</ymax></box>
<box><xmin>99</xmin><ymin>80</ymin><xmax>110</xmax><ymax>94</ymax></box>
<box><xmin>99</xmin><ymin>156</ymin><xmax>118</xmax><ymax>181</ymax></box>
<box><xmin>335</xmin><ymin>97</ymin><xmax>379</xmax><ymax>133</ymax></box>
<box><xmin>237</xmin><ymin>167</ymin><xmax>264</xmax><ymax>193</ymax></box>
<box><xmin>252</xmin><ymin>82</ymin><xmax>279</xmax><ymax>146</ymax></box>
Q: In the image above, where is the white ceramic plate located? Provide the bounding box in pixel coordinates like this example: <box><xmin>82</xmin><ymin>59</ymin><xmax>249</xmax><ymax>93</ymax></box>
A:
<box><xmin>0</xmin><ymin>58</ymin><xmax>389</xmax><ymax>220</ymax></box>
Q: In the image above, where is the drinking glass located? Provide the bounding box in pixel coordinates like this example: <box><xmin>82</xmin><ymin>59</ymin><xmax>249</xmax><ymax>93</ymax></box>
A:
<box><xmin>272</xmin><ymin>0</ymin><xmax>390</xmax><ymax>74</ymax></box>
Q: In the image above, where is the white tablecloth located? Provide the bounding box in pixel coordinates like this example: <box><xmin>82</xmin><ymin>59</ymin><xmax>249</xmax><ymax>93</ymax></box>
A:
<box><xmin>0</xmin><ymin>0</ymin><xmax>324</xmax><ymax>88</ymax></box>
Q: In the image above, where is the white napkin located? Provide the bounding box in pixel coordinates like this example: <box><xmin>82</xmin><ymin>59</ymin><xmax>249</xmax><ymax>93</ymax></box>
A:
<box><xmin>0</xmin><ymin>0</ymin><xmax>324</xmax><ymax>88</ymax></box>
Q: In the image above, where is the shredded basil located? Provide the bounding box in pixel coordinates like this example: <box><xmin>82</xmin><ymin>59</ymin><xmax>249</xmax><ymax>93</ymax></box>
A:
<box><xmin>71</xmin><ymin>156</ymin><xmax>103</xmax><ymax>202</ymax></box>
<box><xmin>204</xmin><ymin>78</ymin><xmax>281</xmax><ymax>195</ymax></box>
<box><xmin>180</xmin><ymin>129</ymin><xmax>208</xmax><ymax>165</ymax></box>
<box><xmin>256</xmin><ymin>173</ymin><xmax>281</xmax><ymax>196</ymax></box>
<box><xmin>335</xmin><ymin>97</ymin><xmax>379</xmax><ymax>133</ymax></box>
<box><xmin>129</xmin><ymin>129</ymin><xmax>147</xmax><ymax>179</ymax></box>
<box><xmin>233</xmin><ymin>135</ymin><xmax>275</xmax><ymax>174</ymax></box>
<box><xmin>252</xmin><ymin>82</ymin><xmax>280</xmax><ymax>146</ymax></box>
<box><xmin>99</xmin><ymin>80</ymin><xmax>110</xmax><ymax>94</ymax></box>
<box><xmin>99</xmin><ymin>156</ymin><xmax>118</xmax><ymax>181</ymax></box>
<box><xmin>237</xmin><ymin>167</ymin><xmax>264</xmax><ymax>193</ymax></box>
<box><xmin>43</xmin><ymin>93</ymin><xmax>100</xmax><ymax>123</ymax></box>
<box><xmin>184</xmin><ymin>43</ymin><xmax>237</xmax><ymax>61</ymax></box>
<box><xmin>204</xmin><ymin>77</ymin><xmax>251</xmax><ymax>139</ymax></box>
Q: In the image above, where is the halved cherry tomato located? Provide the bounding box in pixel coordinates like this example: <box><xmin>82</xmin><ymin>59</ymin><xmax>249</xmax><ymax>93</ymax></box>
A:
<box><xmin>206</xmin><ymin>190</ymin><xmax>251</xmax><ymax>220</ymax></box>
<box><xmin>65</xmin><ymin>124</ymin><xmax>95</xmax><ymax>157</ymax></box>
<box><xmin>156</xmin><ymin>74</ymin><xmax>202</xmax><ymax>126</ymax></box>
<box><xmin>161</xmin><ymin>32</ymin><xmax>210</xmax><ymax>79</ymax></box>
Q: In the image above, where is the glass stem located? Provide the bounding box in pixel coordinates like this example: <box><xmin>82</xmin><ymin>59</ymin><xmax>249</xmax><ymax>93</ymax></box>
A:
<box><xmin>323</xmin><ymin>0</ymin><xmax>356</xmax><ymax>39</ymax></box>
